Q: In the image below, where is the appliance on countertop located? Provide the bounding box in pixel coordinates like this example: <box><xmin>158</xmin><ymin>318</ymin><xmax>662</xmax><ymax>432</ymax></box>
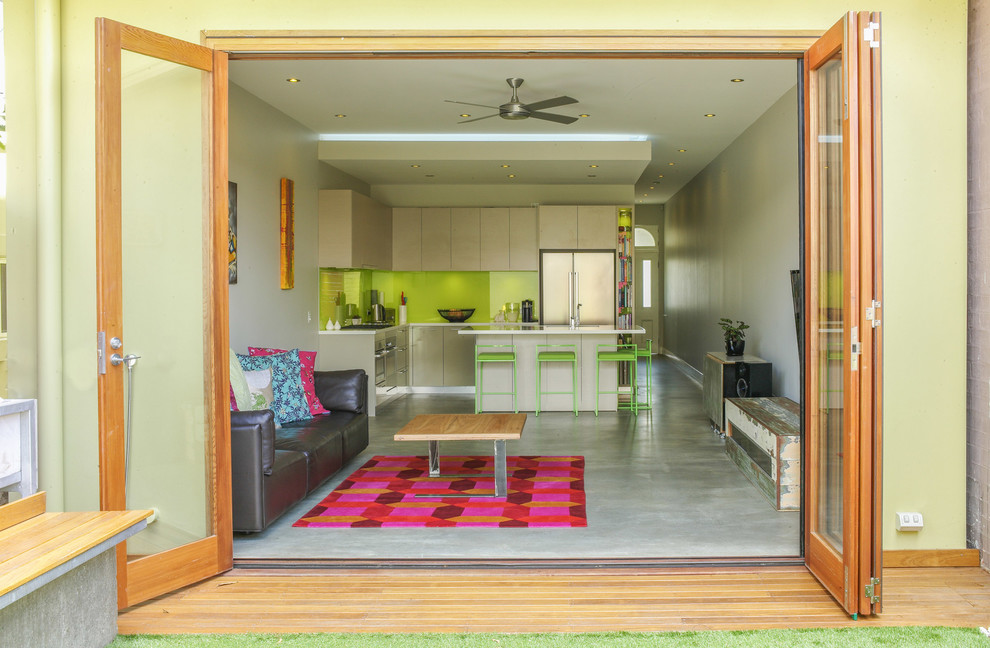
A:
<box><xmin>540</xmin><ymin>250</ymin><xmax>616</xmax><ymax>327</ymax></box>
<box><xmin>369</xmin><ymin>289</ymin><xmax>387</xmax><ymax>323</ymax></box>
<box><xmin>521</xmin><ymin>299</ymin><xmax>535</xmax><ymax>322</ymax></box>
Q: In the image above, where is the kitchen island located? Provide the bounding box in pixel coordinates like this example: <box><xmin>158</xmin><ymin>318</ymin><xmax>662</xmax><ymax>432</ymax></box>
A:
<box><xmin>459</xmin><ymin>324</ymin><xmax>647</xmax><ymax>412</ymax></box>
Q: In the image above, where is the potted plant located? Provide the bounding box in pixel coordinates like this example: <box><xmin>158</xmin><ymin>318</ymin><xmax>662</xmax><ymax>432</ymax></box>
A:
<box><xmin>718</xmin><ymin>318</ymin><xmax>750</xmax><ymax>356</ymax></box>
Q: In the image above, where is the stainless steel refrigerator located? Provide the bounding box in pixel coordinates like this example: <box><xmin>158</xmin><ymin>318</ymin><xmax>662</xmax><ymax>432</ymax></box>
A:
<box><xmin>539</xmin><ymin>250</ymin><xmax>616</xmax><ymax>326</ymax></box>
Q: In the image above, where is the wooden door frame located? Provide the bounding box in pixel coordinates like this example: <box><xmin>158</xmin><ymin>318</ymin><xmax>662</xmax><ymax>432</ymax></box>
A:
<box><xmin>199</xmin><ymin>24</ymin><xmax>881</xmax><ymax>611</ymax></box>
<box><xmin>95</xmin><ymin>17</ymin><xmax>232</xmax><ymax>609</ymax></box>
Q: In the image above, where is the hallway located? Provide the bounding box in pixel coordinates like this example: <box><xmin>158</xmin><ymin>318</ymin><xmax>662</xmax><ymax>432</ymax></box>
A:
<box><xmin>233</xmin><ymin>356</ymin><xmax>800</xmax><ymax>561</ymax></box>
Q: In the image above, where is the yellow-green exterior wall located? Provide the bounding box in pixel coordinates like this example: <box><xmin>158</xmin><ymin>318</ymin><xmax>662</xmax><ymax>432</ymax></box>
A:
<box><xmin>5</xmin><ymin>0</ymin><xmax>968</xmax><ymax>551</ymax></box>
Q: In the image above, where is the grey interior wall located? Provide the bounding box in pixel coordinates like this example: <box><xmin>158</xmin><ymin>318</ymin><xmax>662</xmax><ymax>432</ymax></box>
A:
<box><xmin>663</xmin><ymin>85</ymin><xmax>800</xmax><ymax>401</ymax></box>
<box><xmin>228</xmin><ymin>84</ymin><xmax>328</xmax><ymax>354</ymax></box>
<box><xmin>967</xmin><ymin>0</ymin><xmax>990</xmax><ymax>568</ymax></box>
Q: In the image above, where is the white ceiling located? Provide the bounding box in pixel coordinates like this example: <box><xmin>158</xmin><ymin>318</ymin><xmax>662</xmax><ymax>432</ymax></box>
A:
<box><xmin>229</xmin><ymin>58</ymin><xmax>797</xmax><ymax>206</ymax></box>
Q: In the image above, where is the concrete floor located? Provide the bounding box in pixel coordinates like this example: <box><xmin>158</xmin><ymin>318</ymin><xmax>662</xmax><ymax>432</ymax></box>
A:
<box><xmin>233</xmin><ymin>356</ymin><xmax>800</xmax><ymax>560</ymax></box>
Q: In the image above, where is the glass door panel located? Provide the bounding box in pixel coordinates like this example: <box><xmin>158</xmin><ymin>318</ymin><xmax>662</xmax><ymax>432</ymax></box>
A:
<box><xmin>815</xmin><ymin>56</ymin><xmax>845</xmax><ymax>553</ymax></box>
<box><xmin>119</xmin><ymin>50</ymin><xmax>209</xmax><ymax>557</ymax></box>
<box><xmin>96</xmin><ymin>18</ymin><xmax>230</xmax><ymax>609</ymax></box>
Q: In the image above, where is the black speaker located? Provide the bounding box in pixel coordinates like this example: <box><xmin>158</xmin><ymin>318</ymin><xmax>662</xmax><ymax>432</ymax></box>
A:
<box><xmin>723</xmin><ymin>362</ymin><xmax>772</xmax><ymax>399</ymax></box>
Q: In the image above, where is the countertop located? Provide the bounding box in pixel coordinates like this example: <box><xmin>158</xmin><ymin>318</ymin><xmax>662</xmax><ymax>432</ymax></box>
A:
<box><xmin>319</xmin><ymin>323</ymin><xmax>646</xmax><ymax>335</ymax></box>
<box><xmin>459</xmin><ymin>324</ymin><xmax>646</xmax><ymax>335</ymax></box>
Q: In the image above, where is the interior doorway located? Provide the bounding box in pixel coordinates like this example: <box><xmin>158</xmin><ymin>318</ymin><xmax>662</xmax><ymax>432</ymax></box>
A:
<box><xmin>224</xmin><ymin>53</ymin><xmax>803</xmax><ymax>563</ymax></box>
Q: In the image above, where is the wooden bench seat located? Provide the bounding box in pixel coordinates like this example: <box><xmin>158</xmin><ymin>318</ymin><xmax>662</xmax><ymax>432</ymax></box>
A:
<box><xmin>0</xmin><ymin>491</ymin><xmax>150</xmax><ymax>647</ymax></box>
<box><xmin>724</xmin><ymin>397</ymin><xmax>800</xmax><ymax>511</ymax></box>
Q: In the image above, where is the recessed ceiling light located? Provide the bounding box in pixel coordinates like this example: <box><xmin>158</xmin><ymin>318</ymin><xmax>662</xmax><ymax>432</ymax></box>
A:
<box><xmin>704</xmin><ymin>113</ymin><xmax>716</xmax><ymax>117</ymax></box>
<box><xmin>587</xmin><ymin>174</ymin><xmax>597</xmax><ymax>178</ymax></box>
<box><xmin>657</xmin><ymin>174</ymin><xmax>664</xmax><ymax>178</ymax></box>
<box><xmin>589</xmin><ymin>164</ymin><xmax>599</xmax><ymax>168</ymax></box>
<box><xmin>460</xmin><ymin>114</ymin><xmax>471</xmax><ymax>118</ymax></box>
<box><xmin>507</xmin><ymin>174</ymin><xmax>516</xmax><ymax>178</ymax></box>
<box><xmin>579</xmin><ymin>114</ymin><xmax>590</xmax><ymax>118</ymax></box>
<box><xmin>678</xmin><ymin>148</ymin><xmax>687</xmax><ymax>152</ymax></box>
<box><xmin>410</xmin><ymin>164</ymin><xmax>420</xmax><ymax>168</ymax></box>
<box><xmin>500</xmin><ymin>164</ymin><xmax>511</xmax><ymax>168</ymax></box>
<box><xmin>286</xmin><ymin>77</ymin><xmax>301</xmax><ymax>83</ymax></box>
<box><xmin>731</xmin><ymin>78</ymin><xmax>744</xmax><ymax>83</ymax></box>
<box><xmin>649</xmin><ymin>186</ymin><xmax>655</xmax><ymax>190</ymax></box>
<box><xmin>668</xmin><ymin>162</ymin><xmax>676</xmax><ymax>166</ymax></box>
<box><xmin>334</xmin><ymin>114</ymin><xmax>347</xmax><ymax>118</ymax></box>
<box><xmin>642</xmin><ymin>194</ymin><xmax>648</xmax><ymax>197</ymax></box>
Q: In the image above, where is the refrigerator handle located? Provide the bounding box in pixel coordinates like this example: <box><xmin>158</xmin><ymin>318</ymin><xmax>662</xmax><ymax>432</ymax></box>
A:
<box><xmin>568</xmin><ymin>271</ymin><xmax>575</xmax><ymax>327</ymax></box>
<box><xmin>575</xmin><ymin>273</ymin><xmax>582</xmax><ymax>326</ymax></box>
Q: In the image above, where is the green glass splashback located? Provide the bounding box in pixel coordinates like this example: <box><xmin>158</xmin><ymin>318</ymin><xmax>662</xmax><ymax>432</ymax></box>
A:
<box><xmin>319</xmin><ymin>269</ymin><xmax>538</xmax><ymax>325</ymax></box>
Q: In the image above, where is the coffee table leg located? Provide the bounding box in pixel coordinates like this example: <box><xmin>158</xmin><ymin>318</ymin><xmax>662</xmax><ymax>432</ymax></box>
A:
<box><xmin>494</xmin><ymin>440</ymin><xmax>507</xmax><ymax>498</ymax></box>
<box><xmin>428</xmin><ymin>440</ymin><xmax>440</xmax><ymax>477</ymax></box>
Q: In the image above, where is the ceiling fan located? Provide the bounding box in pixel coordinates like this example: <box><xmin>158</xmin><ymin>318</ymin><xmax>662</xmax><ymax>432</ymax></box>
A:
<box><xmin>445</xmin><ymin>78</ymin><xmax>579</xmax><ymax>124</ymax></box>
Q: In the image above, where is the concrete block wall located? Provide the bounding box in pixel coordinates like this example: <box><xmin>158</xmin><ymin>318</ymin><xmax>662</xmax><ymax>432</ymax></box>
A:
<box><xmin>968</xmin><ymin>0</ymin><xmax>990</xmax><ymax>570</ymax></box>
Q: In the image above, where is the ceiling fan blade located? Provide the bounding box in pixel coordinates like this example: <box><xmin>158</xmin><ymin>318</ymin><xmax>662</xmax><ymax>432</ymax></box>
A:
<box><xmin>528</xmin><ymin>111</ymin><xmax>579</xmax><ymax>125</ymax></box>
<box><xmin>458</xmin><ymin>113</ymin><xmax>499</xmax><ymax>124</ymax></box>
<box><xmin>445</xmin><ymin>99</ymin><xmax>500</xmax><ymax>110</ymax></box>
<box><xmin>522</xmin><ymin>95</ymin><xmax>578</xmax><ymax>112</ymax></box>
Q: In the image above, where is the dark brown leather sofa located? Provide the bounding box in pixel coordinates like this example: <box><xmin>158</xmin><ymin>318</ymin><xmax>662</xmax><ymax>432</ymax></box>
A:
<box><xmin>230</xmin><ymin>369</ymin><xmax>369</xmax><ymax>533</ymax></box>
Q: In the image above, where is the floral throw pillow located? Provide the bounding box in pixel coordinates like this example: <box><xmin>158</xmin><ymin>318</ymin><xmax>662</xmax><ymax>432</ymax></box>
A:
<box><xmin>249</xmin><ymin>347</ymin><xmax>329</xmax><ymax>416</ymax></box>
<box><xmin>237</xmin><ymin>350</ymin><xmax>311</xmax><ymax>425</ymax></box>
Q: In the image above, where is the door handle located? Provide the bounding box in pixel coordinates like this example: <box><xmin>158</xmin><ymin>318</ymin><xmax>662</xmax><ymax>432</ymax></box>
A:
<box><xmin>111</xmin><ymin>353</ymin><xmax>141</xmax><ymax>368</ymax></box>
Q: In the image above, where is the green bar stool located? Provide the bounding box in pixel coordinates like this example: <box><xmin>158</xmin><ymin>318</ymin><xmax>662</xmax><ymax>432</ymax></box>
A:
<box><xmin>636</xmin><ymin>340</ymin><xmax>653</xmax><ymax>411</ymax></box>
<box><xmin>535</xmin><ymin>344</ymin><xmax>579</xmax><ymax>417</ymax></box>
<box><xmin>595</xmin><ymin>343</ymin><xmax>639</xmax><ymax>416</ymax></box>
<box><xmin>475</xmin><ymin>344</ymin><xmax>517</xmax><ymax>413</ymax></box>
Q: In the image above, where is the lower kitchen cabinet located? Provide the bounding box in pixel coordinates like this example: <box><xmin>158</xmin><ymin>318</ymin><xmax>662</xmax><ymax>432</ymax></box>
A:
<box><xmin>410</xmin><ymin>325</ymin><xmax>475</xmax><ymax>387</ymax></box>
<box><xmin>411</xmin><ymin>326</ymin><xmax>444</xmax><ymax>386</ymax></box>
<box><xmin>385</xmin><ymin>327</ymin><xmax>409</xmax><ymax>387</ymax></box>
<box><xmin>443</xmin><ymin>326</ymin><xmax>475</xmax><ymax>386</ymax></box>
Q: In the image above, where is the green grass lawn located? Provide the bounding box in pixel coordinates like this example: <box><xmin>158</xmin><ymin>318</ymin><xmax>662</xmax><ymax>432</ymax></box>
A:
<box><xmin>110</xmin><ymin>627</ymin><xmax>990</xmax><ymax>647</ymax></box>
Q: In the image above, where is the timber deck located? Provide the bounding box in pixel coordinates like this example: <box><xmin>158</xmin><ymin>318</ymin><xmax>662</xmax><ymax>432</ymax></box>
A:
<box><xmin>116</xmin><ymin>565</ymin><xmax>990</xmax><ymax>634</ymax></box>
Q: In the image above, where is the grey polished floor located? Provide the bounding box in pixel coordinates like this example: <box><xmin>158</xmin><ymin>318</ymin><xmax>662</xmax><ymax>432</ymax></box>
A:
<box><xmin>233</xmin><ymin>356</ymin><xmax>800</xmax><ymax>560</ymax></box>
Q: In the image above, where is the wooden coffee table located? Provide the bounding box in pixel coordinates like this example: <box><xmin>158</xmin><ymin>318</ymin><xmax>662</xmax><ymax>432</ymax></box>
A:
<box><xmin>393</xmin><ymin>413</ymin><xmax>526</xmax><ymax>498</ymax></box>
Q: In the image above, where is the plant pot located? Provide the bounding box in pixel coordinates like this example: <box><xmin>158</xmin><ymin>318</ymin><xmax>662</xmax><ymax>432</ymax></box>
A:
<box><xmin>725</xmin><ymin>338</ymin><xmax>745</xmax><ymax>356</ymax></box>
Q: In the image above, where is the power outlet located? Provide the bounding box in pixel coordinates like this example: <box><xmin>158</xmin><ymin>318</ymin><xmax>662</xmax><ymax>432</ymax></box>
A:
<box><xmin>895</xmin><ymin>511</ymin><xmax>924</xmax><ymax>531</ymax></box>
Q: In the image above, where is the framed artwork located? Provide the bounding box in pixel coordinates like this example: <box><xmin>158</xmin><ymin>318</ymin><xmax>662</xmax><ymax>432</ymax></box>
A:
<box><xmin>228</xmin><ymin>181</ymin><xmax>237</xmax><ymax>284</ymax></box>
<box><xmin>280</xmin><ymin>177</ymin><xmax>295</xmax><ymax>289</ymax></box>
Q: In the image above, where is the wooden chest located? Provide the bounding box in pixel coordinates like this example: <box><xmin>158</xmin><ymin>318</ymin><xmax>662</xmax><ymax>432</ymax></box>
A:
<box><xmin>724</xmin><ymin>397</ymin><xmax>800</xmax><ymax>511</ymax></box>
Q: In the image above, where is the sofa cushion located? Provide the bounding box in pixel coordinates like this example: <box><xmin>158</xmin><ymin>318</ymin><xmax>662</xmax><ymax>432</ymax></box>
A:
<box><xmin>275</xmin><ymin>420</ymin><xmax>344</xmax><ymax>491</ymax></box>
<box><xmin>260</xmin><ymin>450</ymin><xmax>309</xmax><ymax>531</ymax></box>
<box><xmin>250</xmin><ymin>347</ymin><xmax>329</xmax><ymax>417</ymax></box>
<box><xmin>229</xmin><ymin>348</ymin><xmax>251</xmax><ymax>411</ymax></box>
<box><xmin>237</xmin><ymin>350</ymin><xmax>311</xmax><ymax>424</ymax></box>
<box><xmin>313</xmin><ymin>370</ymin><xmax>367</xmax><ymax>414</ymax></box>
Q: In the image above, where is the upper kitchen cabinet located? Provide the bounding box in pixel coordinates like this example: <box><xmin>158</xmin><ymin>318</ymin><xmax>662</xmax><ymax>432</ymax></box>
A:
<box><xmin>509</xmin><ymin>207</ymin><xmax>538</xmax><ymax>270</ymax></box>
<box><xmin>451</xmin><ymin>208</ymin><xmax>481</xmax><ymax>271</ymax></box>
<box><xmin>538</xmin><ymin>205</ymin><xmax>578</xmax><ymax>249</ymax></box>
<box><xmin>421</xmin><ymin>208</ymin><xmax>452</xmax><ymax>271</ymax></box>
<box><xmin>577</xmin><ymin>205</ymin><xmax>617</xmax><ymax>249</ymax></box>
<box><xmin>392</xmin><ymin>207</ymin><xmax>422</xmax><ymax>271</ymax></box>
<box><xmin>538</xmin><ymin>205</ymin><xmax>616</xmax><ymax>251</ymax></box>
<box><xmin>480</xmin><ymin>208</ymin><xmax>510</xmax><ymax>270</ymax></box>
<box><xmin>319</xmin><ymin>189</ymin><xmax>392</xmax><ymax>270</ymax></box>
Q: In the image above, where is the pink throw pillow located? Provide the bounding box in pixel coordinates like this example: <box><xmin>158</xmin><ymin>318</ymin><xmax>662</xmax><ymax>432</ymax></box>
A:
<box><xmin>230</xmin><ymin>385</ymin><xmax>238</xmax><ymax>411</ymax></box>
<box><xmin>248</xmin><ymin>347</ymin><xmax>329</xmax><ymax>416</ymax></box>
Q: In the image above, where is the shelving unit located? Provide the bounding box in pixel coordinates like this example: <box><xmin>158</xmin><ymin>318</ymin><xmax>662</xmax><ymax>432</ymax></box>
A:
<box><xmin>617</xmin><ymin>207</ymin><xmax>634</xmax><ymax>332</ymax></box>
<box><xmin>616</xmin><ymin>207</ymin><xmax>635</xmax><ymax>392</ymax></box>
